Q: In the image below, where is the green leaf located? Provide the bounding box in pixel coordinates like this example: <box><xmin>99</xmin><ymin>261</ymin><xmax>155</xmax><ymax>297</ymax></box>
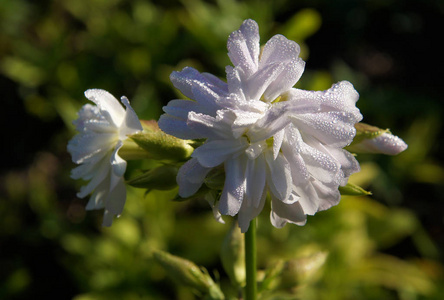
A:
<box><xmin>339</xmin><ymin>183</ymin><xmax>372</xmax><ymax>196</ymax></box>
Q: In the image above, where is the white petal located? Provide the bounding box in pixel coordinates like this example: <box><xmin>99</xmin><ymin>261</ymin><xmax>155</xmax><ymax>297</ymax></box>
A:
<box><xmin>248</xmin><ymin>102</ymin><xmax>292</xmax><ymax>143</ymax></box>
<box><xmin>110</xmin><ymin>141</ymin><xmax>127</xmax><ymax>190</ymax></box>
<box><xmin>84</xmin><ymin>89</ymin><xmax>125</xmax><ymax>127</ymax></box>
<box><xmin>219</xmin><ymin>156</ymin><xmax>247</xmax><ymax>216</ymax></box>
<box><xmin>320</xmin><ymin>81</ymin><xmax>361</xmax><ymax>115</ymax></box>
<box><xmin>265</xmin><ymin>151</ymin><xmax>292</xmax><ymax>203</ymax></box>
<box><xmin>300</xmin><ymin>143</ymin><xmax>341</xmax><ymax>185</ymax></box>
<box><xmin>76</xmin><ymin>156</ymin><xmax>111</xmax><ymax>198</ymax></box>
<box><xmin>187</xmin><ymin>111</ymin><xmax>234</xmax><ymax>140</ymax></box>
<box><xmin>238</xmin><ymin>188</ymin><xmax>267</xmax><ymax>233</ymax></box>
<box><xmin>192</xmin><ymin>139</ymin><xmax>247</xmax><ymax>168</ymax></box>
<box><xmin>270</xmin><ymin>195</ymin><xmax>307</xmax><ymax>228</ymax></box>
<box><xmin>85</xmin><ymin>176</ymin><xmax>108</xmax><ymax>210</ymax></box>
<box><xmin>67</xmin><ymin>132</ymin><xmax>116</xmax><ymax>164</ymax></box>
<box><xmin>245</xmin><ymin>154</ymin><xmax>266</xmax><ymax>207</ymax></box>
<box><xmin>105</xmin><ymin>177</ymin><xmax>127</xmax><ymax>215</ymax></box>
<box><xmin>227</xmin><ymin>19</ymin><xmax>260</xmax><ymax>77</ymax></box>
<box><xmin>102</xmin><ymin>210</ymin><xmax>114</xmax><ymax>227</ymax></box>
<box><xmin>158</xmin><ymin>114</ymin><xmax>204</xmax><ymax>140</ymax></box>
<box><xmin>260</xmin><ymin>34</ymin><xmax>305</xmax><ymax>100</ymax></box>
<box><xmin>162</xmin><ymin>99</ymin><xmax>200</xmax><ymax>119</ymax></box>
<box><xmin>291</xmin><ymin>111</ymin><xmax>358</xmax><ymax>148</ymax></box>
<box><xmin>177</xmin><ymin>158</ymin><xmax>212</xmax><ymax>198</ymax></box>
<box><xmin>273</xmin><ymin>129</ymin><xmax>285</xmax><ymax>160</ymax></box>
<box><xmin>119</xmin><ymin>96</ymin><xmax>142</xmax><ymax>139</ymax></box>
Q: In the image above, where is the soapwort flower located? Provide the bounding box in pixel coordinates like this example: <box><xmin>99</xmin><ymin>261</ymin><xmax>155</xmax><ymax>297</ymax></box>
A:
<box><xmin>68</xmin><ymin>89</ymin><xmax>142</xmax><ymax>226</ymax></box>
<box><xmin>159</xmin><ymin>19</ymin><xmax>363</xmax><ymax>232</ymax></box>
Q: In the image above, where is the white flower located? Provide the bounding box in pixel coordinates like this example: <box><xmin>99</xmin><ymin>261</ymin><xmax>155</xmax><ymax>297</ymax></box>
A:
<box><xmin>159</xmin><ymin>19</ymin><xmax>363</xmax><ymax>232</ymax></box>
<box><xmin>68</xmin><ymin>89</ymin><xmax>142</xmax><ymax>226</ymax></box>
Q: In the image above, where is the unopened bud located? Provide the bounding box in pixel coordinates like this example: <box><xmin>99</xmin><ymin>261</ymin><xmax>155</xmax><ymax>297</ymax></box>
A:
<box><xmin>220</xmin><ymin>221</ymin><xmax>245</xmax><ymax>287</ymax></box>
<box><xmin>348</xmin><ymin>123</ymin><xmax>408</xmax><ymax>155</ymax></box>
<box><xmin>152</xmin><ymin>250</ymin><xmax>224</xmax><ymax>300</ymax></box>
<box><xmin>130</xmin><ymin>120</ymin><xmax>194</xmax><ymax>161</ymax></box>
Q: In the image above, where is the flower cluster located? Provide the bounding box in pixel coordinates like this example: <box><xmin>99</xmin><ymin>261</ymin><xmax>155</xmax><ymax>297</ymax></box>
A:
<box><xmin>68</xmin><ymin>89</ymin><xmax>142</xmax><ymax>226</ymax></box>
<box><xmin>159</xmin><ymin>19</ymin><xmax>363</xmax><ymax>232</ymax></box>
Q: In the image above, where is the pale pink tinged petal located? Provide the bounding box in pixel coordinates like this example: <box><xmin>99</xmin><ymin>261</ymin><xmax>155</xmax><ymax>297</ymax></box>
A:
<box><xmin>270</xmin><ymin>195</ymin><xmax>307</xmax><ymax>228</ymax></box>
<box><xmin>192</xmin><ymin>139</ymin><xmax>247</xmax><ymax>168</ymax></box>
<box><xmin>273</xmin><ymin>129</ymin><xmax>285</xmax><ymax>160</ymax></box>
<box><xmin>119</xmin><ymin>96</ymin><xmax>142</xmax><ymax>139</ymax></box>
<box><xmin>292</xmin><ymin>111</ymin><xmax>358</xmax><ymax>148</ymax></box>
<box><xmin>105</xmin><ymin>177</ymin><xmax>126</xmax><ymax>215</ymax></box>
<box><xmin>265</xmin><ymin>151</ymin><xmax>292</xmax><ymax>202</ymax></box>
<box><xmin>227</xmin><ymin>19</ymin><xmax>260</xmax><ymax>76</ymax></box>
<box><xmin>102</xmin><ymin>210</ymin><xmax>114</xmax><ymax>227</ymax></box>
<box><xmin>85</xmin><ymin>89</ymin><xmax>125</xmax><ymax>127</ymax></box>
<box><xmin>219</xmin><ymin>156</ymin><xmax>247</xmax><ymax>216</ymax></box>
<box><xmin>177</xmin><ymin>158</ymin><xmax>212</xmax><ymax>198</ymax></box>
<box><xmin>77</xmin><ymin>157</ymin><xmax>111</xmax><ymax>198</ymax></box>
<box><xmin>245</xmin><ymin>154</ymin><xmax>266</xmax><ymax>207</ymax></box>
<box><xmin>238</xmin><ymin>189</ymin><xmax>266</xmax><ymax>233</ymax></box>
<box><xmin>354</xmin><ymin>132</ymin><xmax>408</xmax><ymax>155</ymax></box>
<box><xmin>248</xmin><ymin>102</ymin><xmax>292</xmax><ymax>143</ymax></box>
<box><xmin>158</xmin><ymin>114</ymin><xmax>204</xmax><ymax>140</ymax></box>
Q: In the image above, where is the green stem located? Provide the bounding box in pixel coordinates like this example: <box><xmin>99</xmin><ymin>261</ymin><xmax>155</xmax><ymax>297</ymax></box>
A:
<box><xmin>245</xmin><ymin>219</ymin><xmax>257</xmax><ymax>300</ymax></box>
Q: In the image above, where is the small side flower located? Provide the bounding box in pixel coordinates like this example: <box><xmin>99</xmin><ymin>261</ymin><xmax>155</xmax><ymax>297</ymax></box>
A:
<box><xmin>67</xmin><ymin>89</ymin><xmax>142</xmax><ymax>226</ymax></box>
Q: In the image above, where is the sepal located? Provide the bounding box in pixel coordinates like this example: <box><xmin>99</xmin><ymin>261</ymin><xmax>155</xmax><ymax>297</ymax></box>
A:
<box><xmin>130</xmin><ymin>120</ymin><xmax>194</xmax><ymax>161</ymax></box>
<box><xmin>339</xmin><ymin>182</ymin><xmax>372</xmax><ymax>196</ymax></box>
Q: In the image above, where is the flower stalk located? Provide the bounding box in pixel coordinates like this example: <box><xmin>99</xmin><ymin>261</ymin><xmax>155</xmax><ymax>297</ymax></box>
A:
<box><xmin>245</xmin><ymin>219</ymin><xmax>257</xmax><ymax>300</ymax></box>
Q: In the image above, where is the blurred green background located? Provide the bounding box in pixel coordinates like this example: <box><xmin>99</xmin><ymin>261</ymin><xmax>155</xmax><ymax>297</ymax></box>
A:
<box><xmin>1</xmin><ymin>0</ymin><xmax>443</xmax><ymax>299</ymax></box>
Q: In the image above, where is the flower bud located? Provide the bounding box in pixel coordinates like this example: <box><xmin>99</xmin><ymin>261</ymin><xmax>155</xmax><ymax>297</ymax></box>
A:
<box><xmin>279</xmin><ymin>251</ymin><xmax>328</xmax><ymax>289</ymax></box>
<box><xmin>220</xmin><ymin>221</ymin><xmax>245</xmax><ymax>287</ymax></box>
<box><xmin>152</xmin><ymin>250</ymin><xmax>224</xmax><ymax>299</ymax></box>
<box><xmin>126</xmin><ymin>165</ymin><xmax>178</xmax><ymax>190</ymax></box>
<box><xmin>129</xmin><ymin>120</ymin><xmax>194</xmax><ymax>161</ymax></box>
<box><xmin>348</xmin><ymin>123</ymin><xmax>408</xmax><ymax>155</ymax></box>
